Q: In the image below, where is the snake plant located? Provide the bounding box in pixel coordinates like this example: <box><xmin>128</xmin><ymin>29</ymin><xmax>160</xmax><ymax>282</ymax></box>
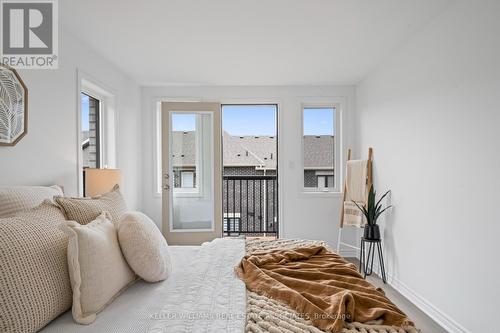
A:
<box><xmin>353</xmin><ymin>185</ymin><xmax>392</xmax><ymax>226</ymax></box>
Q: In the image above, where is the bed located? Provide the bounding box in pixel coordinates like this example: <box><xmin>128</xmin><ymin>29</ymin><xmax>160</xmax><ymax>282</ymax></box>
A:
<box><xmin>40</xmin><ymin>238</ymin><xmax>246</xmax><ymax>333</ymax></box>
<box><xmin>40</xmin><ymin>238</ymin><xmax>418</xmax><ymax>333</ymax></box>
<box><xmin>2</xmin><ymin>186</ymin><xmax>417</xmax><ymax>333</ymax></box>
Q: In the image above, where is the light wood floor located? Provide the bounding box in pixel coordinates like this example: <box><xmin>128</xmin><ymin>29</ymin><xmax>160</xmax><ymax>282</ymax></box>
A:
<box><xmin>346</xmin><ymin>258</ymin><xmax>448</xmax><ymax>333</ymax></box>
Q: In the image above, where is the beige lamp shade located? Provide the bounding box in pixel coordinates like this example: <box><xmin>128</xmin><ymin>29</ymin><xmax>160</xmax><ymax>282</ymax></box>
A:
<box><xmin>84</xmin><ymin>168</ymin><xmax>122</xmax><ymax>197</ymax></box>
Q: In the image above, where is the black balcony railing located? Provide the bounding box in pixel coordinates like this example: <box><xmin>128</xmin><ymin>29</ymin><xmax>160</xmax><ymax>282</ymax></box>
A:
<box><xmin>223</xmin><ymin>175</ymin><xmax>278</xmax><ymax>237</ymax></box>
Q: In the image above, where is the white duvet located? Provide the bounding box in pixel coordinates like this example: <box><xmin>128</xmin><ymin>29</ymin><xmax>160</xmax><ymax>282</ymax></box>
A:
<box><xmin>40</xmin><ymin>238</ymin><xmax>246</xmax><ymax>333</ymax></box>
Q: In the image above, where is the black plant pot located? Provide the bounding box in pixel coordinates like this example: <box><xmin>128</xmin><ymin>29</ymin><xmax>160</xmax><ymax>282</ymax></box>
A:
<box><xmin>364</xmin><ymin>224</ymin><xmax>381</xmax><ymax>240</ymax></box>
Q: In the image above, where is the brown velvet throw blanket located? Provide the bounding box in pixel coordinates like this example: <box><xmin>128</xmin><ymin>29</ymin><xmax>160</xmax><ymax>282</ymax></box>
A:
<box><xmin>236</xmin><ymin>245</ymin><xmax>413</xmax><ymax>333</ymax></box>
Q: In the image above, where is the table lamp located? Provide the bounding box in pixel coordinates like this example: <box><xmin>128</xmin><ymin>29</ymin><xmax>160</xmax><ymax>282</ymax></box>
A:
<box><xmin>84</xmin><ymin>168</ymin><xmax>122</xmax><ymax>197</ymax></box>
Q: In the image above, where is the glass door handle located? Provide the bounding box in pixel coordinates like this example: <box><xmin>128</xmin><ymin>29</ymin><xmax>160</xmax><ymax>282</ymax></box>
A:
<box><xmin>163</xmin><ymin>184</ymin><xmax>170</xmax><ymax>191</ymax></box>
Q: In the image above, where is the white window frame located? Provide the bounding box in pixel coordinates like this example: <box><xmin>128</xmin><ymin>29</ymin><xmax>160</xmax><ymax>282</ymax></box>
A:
<box><xmin>77</xmin><ymin>71</ymin><xmax>117</xmax><ymax>196</ymax></box>
<box><xmin>301</xmin><ymin>103</ymin><xmax>341</xmax><ymax>194</ymax></box>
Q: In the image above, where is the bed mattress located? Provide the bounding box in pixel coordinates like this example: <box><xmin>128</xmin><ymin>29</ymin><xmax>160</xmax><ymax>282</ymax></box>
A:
<box><xmin>40</xmin><ymin>238</ymin><xmax>246</xmax><ymax>333</ymax></box>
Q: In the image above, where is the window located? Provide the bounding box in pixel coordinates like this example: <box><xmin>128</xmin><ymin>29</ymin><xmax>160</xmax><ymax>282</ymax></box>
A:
<box><xmin>170</xmin><ymin>112</ymin><xmax>212</xmax><ymax>197</ymax></box>
<box><xmin>78</xmin><ymin>75</ymin><xmax>117</xmax><ymax>196</ymax></box>
<box><xmin>172</xmin><ymin>114</ymin><xmax>197</xmax><ymax>192</ymax></box>
<box><xmin>181</xmin><ymin>171</ymin><xmax>195</xmax><ymax>188</ymax></box>
<box><xmin>317</xmin><ymin>175</ymin><xmax>334</xmax><ymax>188</ymax></box>
<box><xmin>317</xmin><ymin>175</ymin><xmax>326</xmax><ymax>188</ymax></box>
<box><xmin>303</xmin><ymin>107</ymin><xmax>336</xmax><ymax>192</ymax></box>
<box><xmin>223</xmin><ymin>213</ymin><xmax>241</xmax><ymax>233</ymax></box>
<box><xmin>81</xmin><ymin>93</ymin><xmax>101</xmax><ymax>169</ymax></box>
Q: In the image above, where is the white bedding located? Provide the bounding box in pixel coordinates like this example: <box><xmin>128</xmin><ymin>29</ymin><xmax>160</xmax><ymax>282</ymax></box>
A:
<box><xmin>40</xmin><ymin>238</ymin><xmax>246</xmax><ymax>333</ymax></box>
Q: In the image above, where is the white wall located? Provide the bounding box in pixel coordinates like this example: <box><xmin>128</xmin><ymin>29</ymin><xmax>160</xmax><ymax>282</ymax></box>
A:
<box><xmin>355</xmin><ymin>1</ymin><xmax>500</xmax><ymax>332</ymax></box>
<box><xmin>0</xmin><ymin>29</ymin><xmax>142</xmax><ymax>209</ymax></box>
<box><xmin>141</xmin><ymin>85</ymin><xmax>358</xmax><ymax>248</ymax></box>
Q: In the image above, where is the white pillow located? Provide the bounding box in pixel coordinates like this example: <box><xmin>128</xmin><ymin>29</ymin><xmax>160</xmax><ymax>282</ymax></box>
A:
<box><xmin>117</xmin><ymin>212</ymin><xmax>172</xmax><ymax>282</ymax></box>
<box><xmin>59</xmin><ymin>213</ymin><xmax>136</xmax><ymax>325</ymax></box>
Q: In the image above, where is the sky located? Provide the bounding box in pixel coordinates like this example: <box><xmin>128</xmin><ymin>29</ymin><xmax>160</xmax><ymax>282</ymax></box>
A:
<box><xmin>171</xmin><ymin>113</ymin><xmax>196</xmax><ymax>131</ymax></box>
<box><xmin>169</xmin><ymin>105</ymin><xmax>335</xmax><ymax>136</ymax></box>
<box><xmin>222</xmin><ymin>105</ymin><xmax>277</xmax><ymax>135</ymax></box>
<box><xmin>303</xmin><ymin>107</ymin><xmax>335</xmax><ymax>135</ymax></box>
<box><xmin>81</xmin><ymin>93</ymin><xmax>90</xmax><ymax>131</ymax></box>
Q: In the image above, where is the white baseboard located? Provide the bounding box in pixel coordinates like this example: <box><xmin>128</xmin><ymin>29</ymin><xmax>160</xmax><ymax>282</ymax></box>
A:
<box><xmin>339</xmin><ymin>245</ymin><xmax>469</xmax><ymax>332</ymax></box>
<box><xmin>339</xmin><ymin>248</ymin><xmax>358</xmax><ymax>257</ymax></box>
<box><xmin>338</xmin><ymin>242</ymin><xmax>360</xmax><ymax>258</ymax></box>
<box><xmin>367</xmin><ymin>262</ymin><xmax>470</xmax><ymax>333</ymax></box>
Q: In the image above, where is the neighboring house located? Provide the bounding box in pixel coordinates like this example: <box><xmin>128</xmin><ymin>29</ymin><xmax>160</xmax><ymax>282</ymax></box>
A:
<box><xmin>172</xmin><ymin>131</ymin><xmax>333</xmax><ymax>184</ymax></box>
<box><xmin>222</xmin><ymin>131</ymin><xmax>277</xmax><ymax>176</ymax></box>
<box><xmin>303</xmin><ymin>135</ymin><xmax>334</xmax><ymax>188</ymax></box>
<box><xmin>172</xmin><ymin>131</ymin><xmax>334</xmax><ymax>236</ymax></box>
<box><xmin>222</xmin><ymin>132</ymin><xmax>278</xmax><ymax>235</ymax></box>
<box><xmin>82</xmin><ymin>130</ymin><xmax>100</xmax><ymax>169</ymax></box>
<box><xmin>171</xmin><ymin>131</ymin><xmax>197</xmax><ymax>188</ymax></box>
<box><xmin>82</xmin><ymin>130</ymin><xmax>91</xmax><ymax>167</ymax></box>
<box><xmin>81</xmin><ymin>99</ymin><xmax>100</xmax><ymax>169</ymax></box>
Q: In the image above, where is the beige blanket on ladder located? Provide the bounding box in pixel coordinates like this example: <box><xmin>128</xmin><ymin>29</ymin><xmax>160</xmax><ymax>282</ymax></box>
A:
<box><xmin>344</xmin><ymin>160</ymin><xmax>369</xmax><ymax>227</ymax></box>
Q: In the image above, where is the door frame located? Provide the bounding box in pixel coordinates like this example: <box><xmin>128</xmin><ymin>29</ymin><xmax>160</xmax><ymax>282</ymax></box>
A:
<box><xmin>161</xmin><ymin>102</ymin><xmax>222</xmax><ymax>245</ymax></box>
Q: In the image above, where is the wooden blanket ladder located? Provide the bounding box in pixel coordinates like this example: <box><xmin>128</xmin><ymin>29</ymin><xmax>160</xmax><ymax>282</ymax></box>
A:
<box><xmin>336</xmin><ymin>147</ymin><xmax>373</xmax><ymax>254</ymax></box>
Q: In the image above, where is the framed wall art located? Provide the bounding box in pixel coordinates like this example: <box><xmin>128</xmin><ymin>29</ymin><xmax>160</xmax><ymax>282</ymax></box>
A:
<box><xmin>0</xmin><ymin>64</ymin><xmax>28</xmax><ymax>146</ymax></box>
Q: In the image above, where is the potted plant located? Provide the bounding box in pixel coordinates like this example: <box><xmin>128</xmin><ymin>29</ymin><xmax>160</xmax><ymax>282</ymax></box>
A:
<box><xmin>353</xmin><ymin>185</ymin><xmax>392</xmax><ymax>240</ymax></box>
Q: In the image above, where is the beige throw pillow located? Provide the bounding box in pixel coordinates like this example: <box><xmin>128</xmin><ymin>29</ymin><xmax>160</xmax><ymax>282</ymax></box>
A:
<box><xmin>0</xmin><ymin>201</ymin><xmax>72</xmax><ymax>333</ymax></box>
<box><xmin>59</xmin><ymin>213</ymin><xmax>136</xmax><ymax>325</ymax></box>
<box><xmin>55</xmin><ymin>185</ymin><xmax>127</xmax><ymax>225</ymax></box>
<box><xmin>0</xmin><ymin>185</ymin><xmax>64</xmax><ymax>217</ymax></box>
<box><xmin>118</xmin><ymin>212</ymin><xmax>172</xmax><ymax>282</ymax></box>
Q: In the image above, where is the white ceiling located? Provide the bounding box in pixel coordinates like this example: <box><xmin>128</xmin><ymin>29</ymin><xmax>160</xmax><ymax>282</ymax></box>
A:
<box><xmin>61</xmin><ymin>0</ymin><xmax>451</xmax><ymax>86</ymax></box>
